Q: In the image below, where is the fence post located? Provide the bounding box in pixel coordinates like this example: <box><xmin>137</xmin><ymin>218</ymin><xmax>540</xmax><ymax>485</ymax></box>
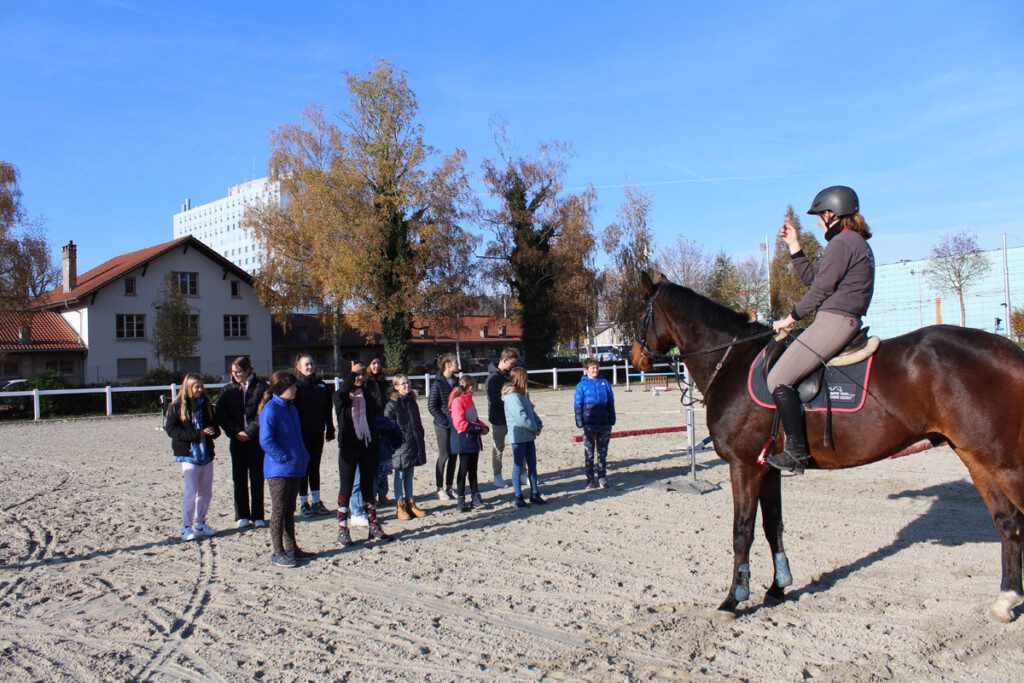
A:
<box><xmin>424</xmin><ymin>373</ymin><xmax>430</xmax><ymax>396</ymax></box>
<box><xmin>32</xmin><ymin>389</ymin><xmax>40</xmax><ymax>421</ymax></box>
<box><xmin>333</xmin><ymin>376</ymin><xmax>340</xmax><ymax>391</ymax></box>
<box><xmin>552</xmin><ymin>368</ymin><xmax>558</xmax><ymax>390</ymax></box>
<box><xmin>170</xmin><ymin>383</ymin><xmax>178</xmax><ymax>402</ymax></box>
<box><xmin>613</xmin><ymin>363</ymin><xmax>618</xmax><ymax>385</ymax></box>
<box><xmin>105</xmin><ymin>386</ymin><xmax>113</xmax><ymax>416</ymax></box>
<box><xmin>625</xmin><ymin>361</ymin><xmax>631</xmax><ymax>391</ymax></box>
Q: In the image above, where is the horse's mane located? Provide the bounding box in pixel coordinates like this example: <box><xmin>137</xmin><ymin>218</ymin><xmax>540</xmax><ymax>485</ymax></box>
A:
<box><xmin>659</xmin><ymin>282</ymin><xmax>769</xmax><ymax>336</ymax></box>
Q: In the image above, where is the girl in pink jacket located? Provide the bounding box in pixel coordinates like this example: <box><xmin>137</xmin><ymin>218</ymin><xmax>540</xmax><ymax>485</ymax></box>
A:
<box><xmin>447</xmin><ymin>376</ymin><xmax>490</xmax><ymax>512</ymax></box>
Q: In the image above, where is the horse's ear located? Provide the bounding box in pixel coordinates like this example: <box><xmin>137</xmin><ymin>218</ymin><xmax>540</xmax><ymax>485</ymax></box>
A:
<box><xmin>640</xmin><ymin>271</ymin><xmax>656</xmax><ymax>297</ymax></box>
<box><xmin>659</xmin><ymin>273</ymin><xmax>670</xmax><ymax>284</ymax></box>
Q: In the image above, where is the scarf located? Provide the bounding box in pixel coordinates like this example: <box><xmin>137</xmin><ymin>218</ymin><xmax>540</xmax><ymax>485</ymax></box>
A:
<box><xmin>351</xmin><ymin>390</ymin><xmax>372</xmax><ymax>445</ymax></box>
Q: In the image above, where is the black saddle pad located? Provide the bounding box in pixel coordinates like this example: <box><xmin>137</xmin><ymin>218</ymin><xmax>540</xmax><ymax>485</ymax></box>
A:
<box><xmin>747</xmin><ymin>349</ymin><xmax>874</xmax><ymax>412</ymax></box>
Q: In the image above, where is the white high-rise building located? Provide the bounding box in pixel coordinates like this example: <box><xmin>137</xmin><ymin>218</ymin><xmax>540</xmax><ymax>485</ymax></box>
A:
<box><xmin>173</xmin><ymin>177</ymin><xmax>280</xmax><ymax>273</ymax></box>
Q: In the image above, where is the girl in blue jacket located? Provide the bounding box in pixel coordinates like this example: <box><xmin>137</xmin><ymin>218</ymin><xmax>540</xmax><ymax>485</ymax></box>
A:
<box><xmin>258</xmin><ymin>372</ymin><xmax>313</xmax><ymax>568</ymax></box>
<box><xmin>502</xmin><ymin>367</ymin><xmax>546</xmax><ymax>508</ymax></box>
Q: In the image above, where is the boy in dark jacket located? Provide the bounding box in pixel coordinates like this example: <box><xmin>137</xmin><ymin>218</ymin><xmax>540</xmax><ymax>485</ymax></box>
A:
<box><xmin>485</xmin><ymin>347</ymin><xmax>518</xmax><ymax>487</ymax></box>
<box><xmin>574</xmin><ymin>358</ymin><xmax>616</xmax><ymax>489</ymax></box>
<box><xmin>427</xmin><ymin>353</ymin><xmax>459</xmax><ymax>500</ymax></box>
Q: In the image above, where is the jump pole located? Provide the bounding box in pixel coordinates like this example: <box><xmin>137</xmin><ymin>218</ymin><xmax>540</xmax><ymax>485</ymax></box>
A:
<box><xmin>673</xmin><ymin>364</ymin><xmax>721</xmax><ymax>494</ymax></box>
<box><xmin>570</xmin><ymin>425</ymin><xmax>686</xmax><ymax>443</ymax></box>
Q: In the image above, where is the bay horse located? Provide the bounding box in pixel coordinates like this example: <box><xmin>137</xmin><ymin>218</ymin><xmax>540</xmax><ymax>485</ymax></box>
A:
<box><xmin>631</xmin><ymin>272</ymin><xmax>1024</xmax><ymax>622</ymax></box>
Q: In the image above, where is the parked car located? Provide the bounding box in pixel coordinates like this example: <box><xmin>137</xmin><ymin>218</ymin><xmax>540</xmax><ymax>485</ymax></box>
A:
<box><xmin>1</xmin><ymin>379</ymin><xmax>27</xmax><ymax>392</ymax></box>
<box><xmin>578</xmin><ymin>346</ymin><xmax>623</xmax><ymax>363</ymax></box>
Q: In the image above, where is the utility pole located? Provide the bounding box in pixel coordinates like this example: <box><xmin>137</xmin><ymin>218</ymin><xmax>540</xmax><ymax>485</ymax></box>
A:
<box><xmin>1004</xmin><ymin>232</ymin><xmax>1012</xmax><ymax>338</ymax></box>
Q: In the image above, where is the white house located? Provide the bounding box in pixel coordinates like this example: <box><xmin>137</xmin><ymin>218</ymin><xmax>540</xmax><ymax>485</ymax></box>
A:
<box><xmin>35</xmin><ymin>237</ymin><xmax>273</xmax><ymax>384</ymax></box>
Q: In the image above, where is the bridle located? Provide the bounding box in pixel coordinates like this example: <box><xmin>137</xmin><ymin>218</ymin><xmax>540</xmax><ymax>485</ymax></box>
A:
<box><xmin>634</xmin><ymin>286</ymin><xmax>775</xmax><ymax>405</ymax></box>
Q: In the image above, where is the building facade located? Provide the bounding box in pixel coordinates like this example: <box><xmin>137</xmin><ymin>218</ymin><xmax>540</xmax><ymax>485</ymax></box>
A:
<box><xmin>172</xmin><ymin>177</ymin><xmax>279</xmax><ymax>273</ymax></box>
<box><xmin>865</xmin><ymin>245</ymin><xmax>1023</xmax><ymax>339</ymax></box>
<box><xmin>35</xmin><ymin>238</ymin><xmax>273</xmax><ymax>384</ymax></box>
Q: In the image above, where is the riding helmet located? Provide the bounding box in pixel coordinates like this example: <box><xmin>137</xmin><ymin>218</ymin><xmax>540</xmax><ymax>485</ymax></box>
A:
<box><xmin>807</xmin><ymin>186</ymin><xmax>859</xmax><ymax>217</ymax></box>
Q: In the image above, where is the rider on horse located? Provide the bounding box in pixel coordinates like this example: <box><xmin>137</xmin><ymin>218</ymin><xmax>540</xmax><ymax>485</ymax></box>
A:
<box><xmin>766</xmin><ymin>186</ymin><xmax>875</xmax><ymax>472</ymax></box>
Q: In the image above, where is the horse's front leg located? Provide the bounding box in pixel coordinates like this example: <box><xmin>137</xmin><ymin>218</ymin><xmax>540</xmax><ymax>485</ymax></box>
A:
<box><xmin>717</xmin><ymin>463</ymin><xmax>765</xmax><ymax>621</ymax></box>
<box><xmin>759</xmin><ymin>466</ymin><xmax>792</xmax><ymax>606</ymax></box>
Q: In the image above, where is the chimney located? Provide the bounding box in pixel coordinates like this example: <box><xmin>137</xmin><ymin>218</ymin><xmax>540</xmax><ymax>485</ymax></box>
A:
<box><xmin>19</xmin><ymin>324</ymin><xmax>31</xmax><ymax>344</ymax></box>
<box><xmin>62</xmin><ymin>241</ymin><xmax>77</xmax><ymax>293</ymax></box>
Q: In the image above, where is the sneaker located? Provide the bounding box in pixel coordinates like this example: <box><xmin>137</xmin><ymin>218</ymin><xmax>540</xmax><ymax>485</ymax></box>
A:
<box><xmin>349</xmin><ymin>515</ymin><xmax>369</xmax><ymax>528</ymax></box>
<box><xmin>300</xmin><ymin>502</ymin><xmax>315</xmax><ymax>518</ymax></box>
<box><xmin>445</xmin><ymin>488</ymin><xmax>456</xmax><ymax>500</ymax></box>
<box><xmin>529</xmin><ymin>493</ymin><xmax>548</xmax><ymax>505</ymax></box>
<box><xmin>311</xmin><ymin>501</ymin><xmax>331</xmax><ymax>516</ymax></box>
<box><xmin>471</xmin><ymin>492</ymin><xmax>491</xmax><ymax>509</ymax></box>
<box><xmin>437</xmin><ymin>489</ymin><xmax>451</xmax><ymax>501</ymax></box>
<box><xmin>271</xmin><ymin>552</ymin><xmax>297</xmax><ymax>568</ymax></box>
<box><xmin>337</xmin><ymin>527</ymin><xmax>354</xmax><ymax>548</ymax></box>
<box><xmin>598</xmin><ymin>477</ymin><xmax>608</xmax><ymax>489</ymax></box>
<box><xmin>253</xmin><ymin>519</ymin><xmax>269</xmax><ymax>528</ymax></box>
<box><xmin>287</xmin><ymin>548</ymin><xmax>317</xmax><ymax>562</ymax></box>
<box><xmin>194</xmin><ymin>522</ymin><xmax>217</xmax><ymax>536</ymax></box>
<box><xmin>181</xmin><ymin>526</ymin><xmax>197</xmax><ymax>541</ymax></box>
<box><xmin>408</xmin><ymin>500</ymin><xmax>427</xmax><ymax>518</ymax></box>
<box><xmin>368</xmin><ymin>523</ymin><xmax>393</xmax><ymax>545</ymax></box>
<box><xmin>236</xmin><ymin>518</ymin><xmax>252</xmax><ymax>529</ymax></box>
<box><xmin>494</xmin><ymin>475</ymin><xmax>507</xmax><ymax>488</ymax></box>
<box><xmin>514</xmin><ymin>495</ymin><xmax>528</xmax><ymax>509</ymax></box>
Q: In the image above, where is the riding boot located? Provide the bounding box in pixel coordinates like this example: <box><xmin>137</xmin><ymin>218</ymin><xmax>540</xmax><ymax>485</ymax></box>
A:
<box><xmin>766</xmin><ymin>384</ymin><xmax>811</xmax><ymax>474</ymax></box>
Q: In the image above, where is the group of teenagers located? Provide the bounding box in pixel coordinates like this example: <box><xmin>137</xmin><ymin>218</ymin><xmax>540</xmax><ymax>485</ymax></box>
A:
<box><xmin>163</xmin><ymin>347</ymin><xmax>618</xmax><ymax>568</ymax></box>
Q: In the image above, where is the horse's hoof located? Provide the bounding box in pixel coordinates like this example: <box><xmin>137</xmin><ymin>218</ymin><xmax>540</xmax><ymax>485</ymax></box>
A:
<box><xmin>763</xmin><ymin>585</ymin><xmax>786</xmax><ymax>607</ymax></box>
<box><xmin>987</xmin><ymin>591</ymin><xmax>1023</xmax><ymax>623</ymax></box>
<box><xmin>714</xmin><ymin>609</ymin><xmax>737</xmax><ymax>623</ymax></box>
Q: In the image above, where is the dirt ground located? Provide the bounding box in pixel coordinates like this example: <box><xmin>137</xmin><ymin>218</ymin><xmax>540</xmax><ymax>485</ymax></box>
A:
<box><xmin>3</xmin><ymin>387</ymin><xmax>1024</xmax><ymax>681</ymax></box>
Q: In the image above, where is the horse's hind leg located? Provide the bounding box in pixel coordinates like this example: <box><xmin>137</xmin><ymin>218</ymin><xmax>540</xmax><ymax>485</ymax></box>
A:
<box><xmin>963</xmin><ymin>461</ymin><xmax>1024</xmax><ymax>623</ymax></box>
<box><xmin>759</xmin><ymin>467</ymin><xmax>792</xmax><ymax>606</ymax></box>
<box><xmin>717</xmin><ymin>464</ymin><xmax>764</xmax><ymax>621</ymax></box>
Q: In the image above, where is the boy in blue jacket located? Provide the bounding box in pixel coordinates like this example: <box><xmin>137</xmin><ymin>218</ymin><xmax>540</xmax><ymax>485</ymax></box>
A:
<box><xmin>574</xmin><ymin>358</ymin><xmax>615</xmax><ymax>489</ymax></box>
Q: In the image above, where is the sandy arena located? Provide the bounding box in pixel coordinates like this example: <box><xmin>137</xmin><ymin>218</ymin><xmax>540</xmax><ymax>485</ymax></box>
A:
<box><xmin>3</xmin><ymin>388</ymin><xmax>1024</xmax><ymax>681</ymax></box>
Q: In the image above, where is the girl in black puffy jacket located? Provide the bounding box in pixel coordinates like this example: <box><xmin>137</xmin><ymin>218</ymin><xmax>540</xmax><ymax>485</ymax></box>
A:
<box><xmin>384</xmin><ymin>373</ymin><xmax>427</xmax><ymax>521</ymax></box>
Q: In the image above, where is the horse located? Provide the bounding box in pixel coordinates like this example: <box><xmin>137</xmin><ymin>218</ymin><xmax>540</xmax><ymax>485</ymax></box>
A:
<box><xmin>631</xmin><ymin>272</ymin><xmax>1024</xmax><ymax>623</ymax></box>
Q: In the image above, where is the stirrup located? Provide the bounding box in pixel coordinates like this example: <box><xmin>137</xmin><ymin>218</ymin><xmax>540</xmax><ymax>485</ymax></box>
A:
<box><xmin>765</xmin><ymin>449</ymin><xmax>809</xmax><ymax>475</ymax></box>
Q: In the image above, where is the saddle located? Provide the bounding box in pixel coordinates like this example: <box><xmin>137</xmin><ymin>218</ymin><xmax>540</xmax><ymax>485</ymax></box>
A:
<box><xmin>762</xmin><ymin>326</ymin><xmax>879</xmax><ymax>404</ymax></box>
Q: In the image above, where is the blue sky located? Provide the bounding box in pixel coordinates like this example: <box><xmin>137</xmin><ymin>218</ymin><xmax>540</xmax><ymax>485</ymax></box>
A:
<box><xmin>2</xmin><ymin>0</ymin><xmax>1023</xmax><ymax>272</ymax></box>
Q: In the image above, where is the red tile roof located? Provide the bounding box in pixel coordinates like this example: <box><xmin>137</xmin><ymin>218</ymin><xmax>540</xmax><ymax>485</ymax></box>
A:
<box><xmin>0</xmin><ymin>311</ymin><xmax>86</xmax><ymax>352</ymax></box>
<box><xmin>34</xmin><ymin>236</ymin><xmax>253</xmax><ymax>309</ymax></box>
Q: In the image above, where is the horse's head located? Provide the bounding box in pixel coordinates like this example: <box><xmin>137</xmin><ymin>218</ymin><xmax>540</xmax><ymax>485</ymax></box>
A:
<box><xmin>631</xmin><ymin>272</ymin><xmax>674</xmax><ymax>371</ymax></box>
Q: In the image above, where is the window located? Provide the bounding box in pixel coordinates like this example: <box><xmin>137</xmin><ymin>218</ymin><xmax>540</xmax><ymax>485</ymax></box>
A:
<box><xmin>124</xmin><ymin>276</ymin><xmax>136</xmax><ymax>296</ymax></box>
<box><xmin>116</xmin><ymin>314</ymin><xmax>146</xmax><ymax>339</ymax></box>
<box><xmin>117</xmin><ymin>357</ymin><xmax>147</xmax><ymax>379</ymax></box>
<box><xmin>224</xmin><ymin>315</ymin><xmax>249</xmax><ymax>338</ymax></box>
<box><xmin>178</xmin><ymin>357</ymin><xmax>201</xmax><ymax>374</ymax></box>
<box><xmin>187</xmin><ymin>315</ymin><xmax>200</xmax><ymax>339</ymax></box>
<box><xmin>173</xmin><ymin>272</ymin><xmax>198</xmax><ymax>296</ymax></box>
<box><xmin>45</xmin><ymin>359</ymin><xmax>75</xmax><ymax>375</ymax></box>
<box><xmin>1</xmin><ymin>361</ymin><xmax>18</xmax><ymax>377</ymax></box>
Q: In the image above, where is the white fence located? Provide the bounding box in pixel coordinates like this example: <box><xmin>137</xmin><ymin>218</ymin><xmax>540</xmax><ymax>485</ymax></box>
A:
<box><xmin>0</xmin><ymin>360</ymin><xmax>683</xmax><ymax>421</ymax></box>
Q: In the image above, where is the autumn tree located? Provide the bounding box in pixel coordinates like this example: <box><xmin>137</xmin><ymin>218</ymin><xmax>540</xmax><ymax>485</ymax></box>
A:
<box><xmin>417</xmin><ymin>225</ymin><xmax>481</xmax><ymax>369</ymax></box>
<box><xmin>706</xmin><ymin>251</ymin><xmax>743</xmax><ymax>309</ymax></box>
<box><xmin>152</xmin><ymin>274</ymin><xmax>200</xmax><ymax>372</ymax></box>
<box><xmin>481</xmin><ymin>127</ymin><xmax>597</xmax><ymax>364</ymax></box>
<box><xmin>0</xmin><ymin>162</ymin><xmax>58</xmax><ymax>319</ymax></box>
<box><xmin>247</xmin><ymin>60</ymin><xmax>472</xmax><ymax>372</ymax></box>
<box><xmin>601</xmin><ymin>183</ymin><xmax>657</xmax><ymax>339</ymax></box>
<box><xmin>769</xmin><ymin>205</ymin><xmax>823</xmax><ymax>321</ymax></box>
<box><xmin>1010</xmin><ymin>307</ymin><xmax>1024</xmax><ymax>343</ymax></box>
<box><xmin>927</xmin><ymin>231</ymin><xmax>992</xmax><ymax>326</ymax></box>
<box><xmin>657</xmin><ymin>235</ymin><xmax>715</xmax><ymax>294</ymax></box>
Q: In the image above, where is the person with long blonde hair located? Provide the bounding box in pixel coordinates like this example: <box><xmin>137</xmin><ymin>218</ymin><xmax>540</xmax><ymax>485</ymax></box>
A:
<box><xmin>502</xmin><ymin>367</ymin><xmax>545</xmax><ymax>507</ymax></box>
<box><xmin>384</xmin><ymin>374</ymin><xmax>427</xmax><ymax>520</ymax></box>
<box><xmin>164</xmin><ymin>373</ymin><xmax>221</xmax><ymax>541</ymax></box>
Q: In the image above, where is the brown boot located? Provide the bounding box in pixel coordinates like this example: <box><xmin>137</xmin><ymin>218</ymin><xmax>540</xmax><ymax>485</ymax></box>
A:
<box><xmin>408</xmin><ymin>499</ymin><xmax>427</xmax><ymax>518</ymax></box>
<box><xmin>396</xmin><ymin>499</ymin><xmax>412</xmax><ymax>521</ymax></box>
